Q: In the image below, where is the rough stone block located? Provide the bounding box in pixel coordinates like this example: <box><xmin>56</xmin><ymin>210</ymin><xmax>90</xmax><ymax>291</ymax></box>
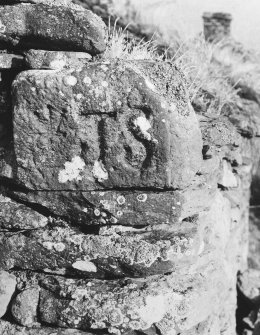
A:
<box><xmin>11</xmin><ymin>182</ymin><xmax>216</xmax><ymax>227</ymax></box>
<box><xmin>31</xmin><ymin>263</ymin><xmax>229</xmax><ymax>334</ymax></box>
<box><xmin>0</xmin><ymin>3</ymin><xmax>106</xmax><ymax>54</ymax></box>
<box><xmin>12</xmin><ymin>61</ymin><xmax>202</xmax><ymax>191</ymax></box>
<box><xmin>0</xmin><ymin>219</ymin><xmax>201</xmax><ymax>277</ymax></box>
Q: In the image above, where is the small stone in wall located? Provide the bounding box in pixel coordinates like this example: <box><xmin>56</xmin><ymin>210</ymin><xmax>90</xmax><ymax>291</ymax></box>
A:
<box><xmin>11</xmin><ymin>287</ymin><xmax>40</xmax><ymax>327</ymax></box>
<box><xmin>0</xmin><ymin>270</ymin><xmax>16</xmax><ymax>317</ymax></box>
<box><xmin>25</xmin><ymin>50</ymin><xmax>92</xmax><ymax>70</ymax></box>
<box><xmin>218</xmin><ymin>160</ymin><xmax>238</xmax><ymax>188</ymax></box>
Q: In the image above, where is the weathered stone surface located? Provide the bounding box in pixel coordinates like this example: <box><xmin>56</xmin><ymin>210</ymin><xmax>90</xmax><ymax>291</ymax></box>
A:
<box><xmin>25</xmin><ymin>50</ymin><xmax>92</xmax><ymax>70</ymax></box>
<box><xmin>0</xmin><ymin>270</ymin><xmax>16</xmax><ymax>317</ymax></box>
<box><xmin>11</xmin><ymin>287</ymin><xmax>40</xmax><ymax>327</ymax></box>
<box><xmin>0</xmin><ymin>319</ymin><xmax>94</xmax><ymax>335</ymax></box>
<box><xmin>0</xmin><ymin>4</ymin><xmax>106</xmax><ymax>54</ymax></box>
<box><xmin>0</xmin><ymin>194</ymin><xmax>48</xmax><ymax>230</ymax></box>
<box><xmin>6</xmin><ymin>258</ymin><xmax>233</xmax><ymax>334</ymax></box>
<box><xmin>0</xmin><ymin>219</ymin><xmax>201</xmax><ymax>277</ymax></box>
<box><xmin>12</xmin><ymin>61</ymin><xmax>202</xmax><ymax>191</ymax></box>
<box><xmin>33</xmin><ymin>261</ymin><xmax>231</xmax><ymax>334</ymax></box>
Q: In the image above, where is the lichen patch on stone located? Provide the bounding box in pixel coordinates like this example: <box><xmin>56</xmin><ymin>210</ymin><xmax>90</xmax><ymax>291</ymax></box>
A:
<box><xmin>117</xmin><ymin>195</ymin><xmax>126</xmax><ymax>205</ymax></box>
<box><xmin>0</xmin><ymin>20</ymin><xmax>6</xmax><ymax>33</ymax></box>
<box><xmin>83</xmin><ymin>76</ymin><xmax>92</xmax><ymax>85</ymax></box>
<box><xmin>63</xmin><ymin>75</ymin><xmax>77</xmax><ymax>86</ymax></box>
<box><xmin>137</xmin><ymin>194</ymin><xmax>147</xmax><ymax>202</ymax></box>
<box><xmin>92</xmin><ymin>160</ymin><xmax>108</xmax><ymax>182</ymax></box>
<box><xmin>58</xmin><ymin>156</ymin><xmax>85</xmax><ymax>183</ymax></box>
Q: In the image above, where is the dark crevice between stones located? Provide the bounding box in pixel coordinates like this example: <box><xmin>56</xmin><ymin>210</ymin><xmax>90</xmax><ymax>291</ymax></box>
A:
<box><xmin>97</xmin><ymin>116</ymin><xmax>107</xmax><ymax>168</ymax></box>
<box><xmin>0</xmin><ymin>227</ymin><xmax>39</xmax><ymax>234</ymax></box>
<box><xmin>217</xmin><ymin>183</ymin><xmax>228</xmax><ymax>191</ymax></box>
<box><xmin>202</xmin><ymin>144</ymin><xmax>212</xmax><ymax>160</ymax></box>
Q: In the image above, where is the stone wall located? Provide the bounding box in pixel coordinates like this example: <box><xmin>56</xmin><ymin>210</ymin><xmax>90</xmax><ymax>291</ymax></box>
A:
<box><xmin>0</xmin><ymin>1</ymin><xmax>259</xmax><ymax>335</ymax></box>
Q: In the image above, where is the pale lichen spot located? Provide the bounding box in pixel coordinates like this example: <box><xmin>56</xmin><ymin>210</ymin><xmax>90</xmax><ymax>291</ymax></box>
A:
<box><xmin>42</xmin><ymin>242</ymin><xmax>53</xmax><ymax>250</ymax></box>
<box><xmin>161</xmin><ymin>102</ymin><xmax>167</xmax><ymax>109</ymax></box>
<box><xmin>198</xmin><ymin>240</ymin><xmax>205</xmax><ymax>255</ymax></box>
<box><xmin>54</xmin><ymin>242</ymin><xmax>65</xmax><ymax>252</ymax></box>
<box><xmin>110</xmin><ymin>217</ymin><xmax>118</xmax><ymax>224</ymax></box>
<box><xmin>100</xmin><ymin>65</ymin><xmax>108</xmax><ymax>72</ymax></box>
<box><xmin>44</xmin><ymin>268</ymin><xmax>66</xmax><ymax>275</ymax></box>
<box><xmin>145</xmin><ymin>79</ymin><xmax>156</xmax><ymax>92</ymax></box>
<box><xmin>170</xmin><ymin>103</ymin><xmax>176</xmax><ymax>112</ymax></box>
<box><xmin>58</xmin><ymin>156</ymin><xmax>85</xmax><ymax>183</ymax></box>
<box><xmin>83</xmin><ymin>76</ymin><xmax>92</xmax><ymax>85</ymax></box>
<box><xmin>117</xmin><ymin>195</ymin><xmax>126</xmax><ymax>205</ymax></box>
<box><xmin>94</xmin><ymin>209</ymin><xmax>101</xmax><ymax>216</ymax></box>
<box><xmin>108</xmin><ymin>308</ymin><xmax>124</xmax><ymax>326</ymax></box>
<box><xmin>0</xmin><ymin>20</ymin><xmax>6</xmax><ymax>33</ymax></box>
<box><xmin>137</xmin><ymin>194</ymin><xmax>147</xmax><ymax>202</ymax></box>
<box><xmin>94</xmin><ymin>86</ymin><xmax>103</xmax><ymax>97</ymax></box>
<box><xmin>63</xmin><ymin>75</ymin><xmax>77</xmax><ymax>86</ymax></box>
<box><xmin>108</xmin><ymin>327</ymin><xmax>121</xmax><ymax>335</ymax></box>
<box><xmin>92</xmin><ymin>160</ymin><xmax>108</xmax><ymax>182</ymax></box>
<box><xmin>99</xmin><ymin>217</ymin><xmax>106</xmax><ymax>224</ymax></box>
<box><xmin>101</xmin><ymin>81</ymin><xmax>109</xmax><ymax>88</ymax></box>
<box><xmin>76</xmin><ymin>93</ymin><xmax>83</xmax><ymax>100</ymax></box>
<box><xmin>137</xmin><ymin>295</ymin><xmax>166</xmax><ymax>325</ymax></box>
<box><xmin>100</xmin><ymin>199</ymin><xmax>111</xmax><ymax>210</ymax></box>
<box><xmin>134</xmin><ymin>116</ymin><xmax>152</xmax><ymax>141</ymax></box>
<box><xmin>72</xmin><ymin>260</ymin><xmax>97</xmax><ymax>272</ymax></box>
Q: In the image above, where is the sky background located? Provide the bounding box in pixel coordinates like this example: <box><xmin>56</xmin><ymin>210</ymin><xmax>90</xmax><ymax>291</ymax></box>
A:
<box><xmin>176</xmin><ymin>0</ymin><xmax>260</xmax><ymax>49</ymax></box>
<box><xmin>117</xmin><ymin>0</ymin><xmax>260</xmax><ymax>50</ymax></box>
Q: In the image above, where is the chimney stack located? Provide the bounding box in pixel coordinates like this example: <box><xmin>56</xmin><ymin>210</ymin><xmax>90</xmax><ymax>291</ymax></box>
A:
<box><xmin>202</xmin><ymin>12</ymin><xmax>232</xmax><ymax>42</ymax></box>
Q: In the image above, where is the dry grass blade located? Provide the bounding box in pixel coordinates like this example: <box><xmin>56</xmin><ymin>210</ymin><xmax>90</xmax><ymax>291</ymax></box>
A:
<box><xmin>103</xmin><ymin>19</ymin><xmax>161</xmax><ymax>61</ymax></box>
